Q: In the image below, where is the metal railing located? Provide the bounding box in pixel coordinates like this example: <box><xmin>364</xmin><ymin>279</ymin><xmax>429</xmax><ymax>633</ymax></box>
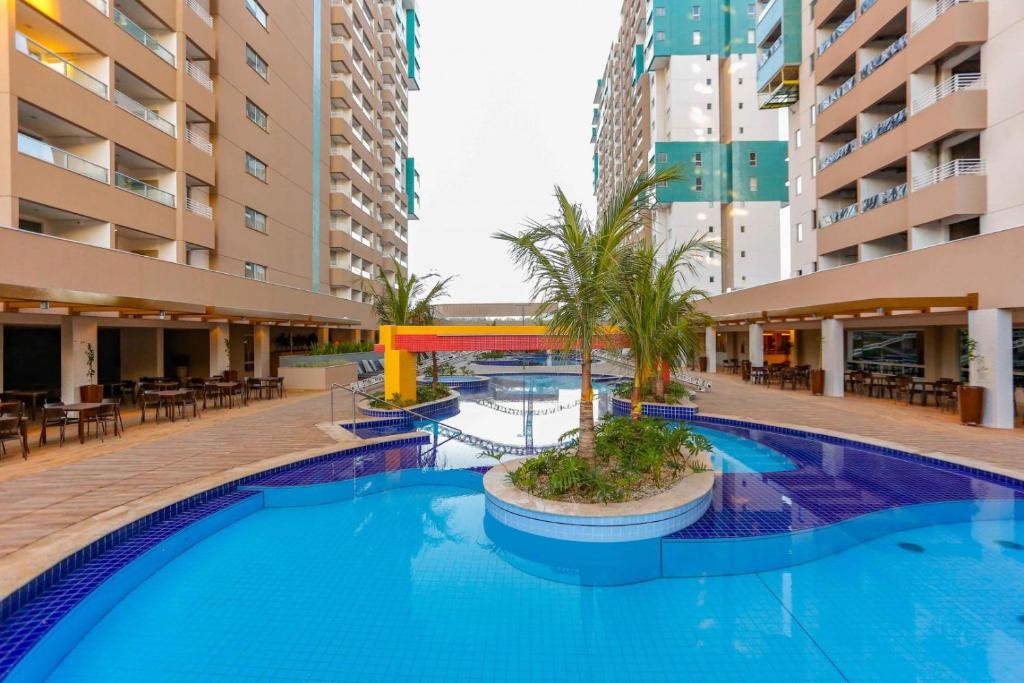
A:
<box><xmin>593</xmin><ymin>350</ymin><xmax>712</xmax><ymax>392</ymax></box>
<box><xmin>912</xmin><ymin>0</ymin><xmax>971</xmax><ymax>35</ymax></box>
<box><xmin>911</xmin><ymin>73</ymin><xmax>984</xmax><ymax>114</ymax></box>
<box><xmin>860</xmin><ymin>34</ymin><xmax>907</xmax><ymax>80</ymax></box>
<box><xmin>820</xmin><ymin>139</ymin><xmax>857</xmax><ymax>170</ymax></box>
<box><xmin>861</xmin><ymin>108</ymin><xmax>907</xmax><ymax>145</ymax></box>
<box><xmin>911</xmin><ymin>158</ymin><xmax>985</xmax><ymax>192</ymax></box>
<box><xmin>17</xmin><ymin>133</ymin><xmax>109</xmax><ymax>182</ymax></box>
<box><xmin>186</xmin><ymin>61</ymin><xmax>213</xmax><ymax>91</ymax></box>
<box><xmin>185</xmin><ymin>127</ymin><xmax>213</xmax><ymax>155</ymax></box>
<box><xmin>819</xmin><ymin>202</ymin><xmax>858</xmax><ymax>228</ymax></box>
<box><xmin>861</xmin><ymin>0</ymin><xmax>880</xmax><ymax>13</ymax></box>
<box><xmin>818</xmin><ymin>75</ymin><xmax>855</xmax><ymax>114</ymax></box>
<box><xmin>861</xmin><ymin>182</ymin><xmax>907</xmax><ymax>212</ymax></box>
<box><xmin>757</xmin><ymin>0</ymin><xmax>779</xmax><ymax>24</ymax></box>
<box><xmin>817</xmin><ymin>10</ymin><xmax>856</xmax><ymax>56</ymax></box>
<box><xmin>185</xmin><ymin>0</ymin><xmax>213</xmax><ymax>27</ymax></box>
<box><xmin>330</xmin><ymin>383</ymin><xmax>465</xmax><ymax>451</ymax></box>
<box><xmin>114</xmin><ymin>90</ymin><xmax>175</xmax><ymax>136</ymax></box>
<box><xmin>185</xmin><ymin>197</ymin><xmax>213</xmax><ymax>218</ymax></box>
<box><xmin>758</xmin><ymin>36</ymin><xmax>783</xmax><ymax>68</ymax></box>
<box><xmin>114</xmin><ymin>9</ymin><xmax>175</xmax><ymax>66</ymax></box>
<box><xmin>15</xmin><ymin>33</ymin><xmax>108</xmax><ymax>99</ymax></box>
<box><xmin>85</xmin><ymin>0</ymin><xmax>107</xmax><ymax>15</ymax></box>
<box><xmin>115</xmin><ymin>171</ymin><xmax>175</xmax><ymax>207</ymax></box>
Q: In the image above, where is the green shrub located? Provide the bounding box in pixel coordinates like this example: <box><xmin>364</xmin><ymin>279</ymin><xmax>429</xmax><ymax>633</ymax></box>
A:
<box><xmin>612</xmin><ymin>380</ymin><xmax>693</xmax><ymax>405</ymax></box>
<box><xmin>477</xmin><ymin>350</ymin><xmax>508</xmax><ymax>360</ymax></box>
<box><xmin>368</xmin><ymin>384</ymin><xmax>451</xmax><ymax>409</ymax></box>
<box><xmin>505</xmin><ymin>416</ymin><xmax>710</xmax><ymax>503</ymax></box>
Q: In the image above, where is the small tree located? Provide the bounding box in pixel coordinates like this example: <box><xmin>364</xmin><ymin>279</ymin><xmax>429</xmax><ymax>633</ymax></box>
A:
<box><xmin>84</xmin><ymin>342</ymin><xmax>96</xmax><ymax>384</ymax></box>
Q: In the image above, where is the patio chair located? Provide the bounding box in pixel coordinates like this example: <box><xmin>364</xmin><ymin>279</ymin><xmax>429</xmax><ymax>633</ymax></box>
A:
<box><xmin>120</xmin><ymin>380</ymin><xmax>137</xmax><ymax>406</ymax></box>
<box><xmin>140</xmin><ymin>390</ymin><xmax>162</xmax><ymax>423</ymax></box>
<box><xmin>39</xmin><ymin>403</ymin><xmax>68</xmax><ymax>447</ymax></box>
<box><xmin>936</xmin><ymin>381</ymin><xmax>958</xmax><ymax>413</ymax></box>
<box><xmin>96</xmin><ymin>402</ymin><xmax>120</xmax><ymax>440</ymax></box>
<box><xmin>0</xmin><ymin>416</ymin><xmax>27</xmax><ymax>460</ymax></box>
<box><xmin>893</xmin><ymin>376</ymin><xmax>913</xmax><ymax>404</ymax></box>
<box><xmin>181</xmin><ymin>390</ymin><xmax>201</xmax><ymax>419</ymax></box>
<box><xmin>101</xmin><ymin>398</ymin><xmax>125</xmax><ymax>433</ymax></box>
<box><xmin>270</xmin><ymin>377</ymin><xmax>285</xmax><ymax>399</ymax></box>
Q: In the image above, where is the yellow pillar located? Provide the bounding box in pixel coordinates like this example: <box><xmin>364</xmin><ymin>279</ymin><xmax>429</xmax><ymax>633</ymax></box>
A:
<box><xmin>380</xmin><ymin>325</ymin><xmax>417</xmax><ymax>402</ymax></box>
<box><xmin>317</xmin><ymin>326</ymin><xmax>330</xmax><ymax>345</ymax></box>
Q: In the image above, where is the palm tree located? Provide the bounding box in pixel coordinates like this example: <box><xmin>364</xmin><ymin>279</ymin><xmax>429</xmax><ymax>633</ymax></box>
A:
<box><xmin>494</xmin><ymin>167</ymin><xmax>680</xmax><ymax>462</ymax></box>
<box><xmin>611</xmin><ymin>239</ymin><xmax>714</xmax><ymax>416</ymax></box>
<box><xmin>372</xmin><ymin>258</ymin><xmax>453</xmax><ymax>390</ymax></box>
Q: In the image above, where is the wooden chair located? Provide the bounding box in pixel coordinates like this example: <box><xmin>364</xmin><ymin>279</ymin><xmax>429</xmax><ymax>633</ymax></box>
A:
<box><xmin>180</xmin><ymin>390</ymin><xmax>201</xmax><ymax>420</ymax></box>
<box><xmin>140</xmin><ymin>391</ymin><xmax>162</xmax><ymax>423</ymax></box>
<box><xmin>96</xmin><ymin>402</ymin><xmax>120</xmax><ymax>440</ymax></box>
<box><xmin>39</xmin><ymin>403</ymin><xmax>68</xmax><ymax>447</ymax></box>
<box><xmin>101</xmin><ymin>398</ymin><xmax>125</xmax><ymax>433</ymax></box>
<box><xmin>935</xmin><ymin>381</ymin><xmax>959</xmax><ymax>413</ymax></box>
<box><xmin>0</xmin><ymin>416</ymin><xmax>28</xmax><ymax>460</ymax></box>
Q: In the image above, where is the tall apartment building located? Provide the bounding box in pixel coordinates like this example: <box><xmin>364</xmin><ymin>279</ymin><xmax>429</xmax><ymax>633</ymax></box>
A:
<box><xmin>756</xmin><ymin>0</ymin><xmax>1022</xmax><ymax>274</ymax></box>
<box><xmin>0</xmin><ymin>0</ymin><xmax>420</xmax><ymax>400</ymax></box>
<box><xmin>594</xmin><ymin>0</ymin><xmax>789</xmax><ymax>295</ymax></box>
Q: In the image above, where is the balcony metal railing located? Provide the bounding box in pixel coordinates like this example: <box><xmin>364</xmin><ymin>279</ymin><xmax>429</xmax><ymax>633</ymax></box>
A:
<box><xmin>860</xmin><ymin>34</ymin><xmax>907</xmax><ymax>80</ymax></box>
<box><xmin>911</xmin><ymin>158</ymin><xmax>986</xmax><ymax>192</ymax></box>
<box><xmin>860</xmin><ymin>0</ymin><xmax>879</xmax><ymax>13</ymax></box>
<box><xmin>819</xmin><ymin>139</ymin><xmax>857</xmax><ymax>170</ymax></box>
<box><xmin>185</xmin><ymin>61</ymin><xmax>213</xmax><ymax>91</ymax></box>
<box><xmin>861</xmin><ymin>108</ymin><xmax>907</xmax><ymax>145</ymax></box>
<box><xmin>817</xmin><ymin>11</ymin><xmax>856</xmax><ymax>56</ymax></box>
<box><xmin>861</xmin><ymin>182</ymin><xmax>907</xmax><ymax>212</ymax></box>
<box><xmin>115</xmin><ymin>171</ymin><xmax>175</xmax><ymax>207</ymax></box>
<box><xmin>185</xmin><ymin>196</ymin><xmax>212</xmax><ymax>218</ymax></box>
<box><xmin>912</xmin><ymin>0</ymin><xmax>972</xmax><ymax>36</ymax></box>
<box><xmin>185</xmin><ymin>0</ymin><xmax>213</xmax><ymax>27</ymax></box>
<box><xmin>818</xmin><ymin>75</ymin><xmax>856</xmax><ymax>114</ymax></box>
<box><xmin>85</xmin><ymin>0</ymin><xmax>108</xmax><ymax>14</ymax></box>
<box><xmin>819</xmin><ymin>202</ymin><xmax>858</xmax><ymax>228</ymax></box>
<box><xmin>15</xmin><ymin>33</ymin><xmax>108</xmax><ymax>99</ymax></box>
<box><xmin>185</xmin><ymin>127</ymin><xmax>213</xmax><ymax>155</ymax></box>
<box><xmin>757</xmin><ymin>0</ymin><xmax>779</xmax><ymax>24</ymax></box>
<box><xmin>910</xmin><ymin>73</ymin><xmax>984</xmax><ymax>114</ymax></box>
<box><xmin>758</xmin><ymin>36</ymin><xmax>783</xmax><ymax>68</ymax></box>
<box><xmin>114</xmin><ymin>9</ymin><xmax>175</xmax><ymax>66</ymax></box>
<box><xmin>17</xmin><ymin>133</ymin><xmax>109</xmax><ymax>182</ymax></box>
<box><xmin>114</xmin><ymin>90</ymin><xmax>175</xmax><ymax>136</ymax></box>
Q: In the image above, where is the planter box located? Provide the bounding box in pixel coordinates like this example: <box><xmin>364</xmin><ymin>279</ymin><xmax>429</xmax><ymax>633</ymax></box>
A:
<box><xmin>277</xmin><ymin>363</ymin><xmax>358</xmax><ymax>390</ymax></box>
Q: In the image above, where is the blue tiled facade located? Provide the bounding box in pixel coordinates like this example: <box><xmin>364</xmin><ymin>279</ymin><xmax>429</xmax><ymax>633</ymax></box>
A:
<box><xmin>610</xmin><ymin>396</ymin><xmax>699</xmax><ymax>419</ymax></box>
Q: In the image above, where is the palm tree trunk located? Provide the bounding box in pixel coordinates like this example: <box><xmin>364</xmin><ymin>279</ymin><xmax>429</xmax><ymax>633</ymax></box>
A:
<box><xmin>578</xmin><ymin>348</ymin><xmax>596</xmax><ymax>462</ymax></box>
<box><xmin>431</xmin><ymin>351</ymin><xmax>439</xmax><ymax>391</ymax></box>
<box><xmin>630</xmin><ymin>375</ymin><xmax>643</xmax><ymax>419</ymax></box>
<box><xmin>654</xmin><ymin>359</ymin><xmax>666</xmax><ymax>401</ymax></box>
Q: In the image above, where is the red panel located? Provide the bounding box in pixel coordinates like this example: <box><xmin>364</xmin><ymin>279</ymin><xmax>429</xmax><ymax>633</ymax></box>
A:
<box><xmin>390</xmin><ymin>334</ymin><xmax>626</xmax><ymax>352</ymax></box>
<box><xmin>373</xmin><ymin>344</ymin><xmax>385</xmax><ymax>352</ymax></box>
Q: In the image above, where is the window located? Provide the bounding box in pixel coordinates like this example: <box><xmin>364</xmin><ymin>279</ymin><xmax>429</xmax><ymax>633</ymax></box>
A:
<box><xmin>810</xmin><ymin>105</ymin><xmax>817</xmax><ymax>125</ymax></box>
<box><xmin>245</xmin><ymin>153</ymin><xmax>268</xmax><ymax>181</ymax></box>
<box><xmin>656</xmin><ymin>31</ymin><xmax>666</xmax><ymax>40</ymax></box>
<box><xmin>796</xmin><ymin>222</ymin><xmax>804</xmax><ymax>242</ymax></box>
<box><xmin>739</xmin><ymin>126</ymin><xmax>744</xmax><ymax>134</ymax></box>
<box><xmin>706</xmin><ymin>102</ymin><xmax>712</xmax><ymax>110</ymax></box>
<box><xmin>246</xmin><ymin>45</ymin><xmax>268</xmax><ymax>79</ymax></box>
<box><xmin>738</xmin><ymin>77</ymin><xmax>743</xmax><ymax>85</ymax></box>
<box><xmin>749</xmin><ymin>177</ymin><xmax>758</xmax><ymax>192</ymax></box>
<box><xmin>710</xmin><ymin>276</ymin><xmax>715</xmax><ymax>283</ymax></box>
<box><xmin>244</xmin><ymin>261</ymin><xmax>268</xmax><ymax>282</ymax></box>
<box><xmin>706</xmin><ymin>127</ymin><xmax>713</xmax><ymax>134</ymax></box>
<box><xmin>748</xmin><ymin>3</ymin><xmax>756</xmax><ymax>17</ymax></box>
<box><xmin>738</xmin><ymin>102</ymin><xmax>744</xmax><ymax>110</ymax></box>
<box><xmin>245</xmin><ymin>207</ymin><xmax>268</xmax><ymax>233</ymax></box>
<box><xmin>245</xmin><ymin>0</ymin><xmax>267</xmax><ymax>28</ymax></box>
<box><xmin>795</xmin><ymin>129</ymin><xmax>802</xmax><ymax>148</ymax></box>
<box><xmin>749</xmin><ymin>152</ymin><xmax>757</xmax><ymax>167</ymax></box>
<box><xmin>740</xmin><ymin>225</ymin><xmax>746</xmax><ymax>233</ymax></box>
<box><xmin>706</xmin><ymin>78</ymin><xmax>712</xmax><ymax>85</ymax></box>
<box><xmin>693</xmin><ymin>152</ymin><xmax>703</xmax><ymax>167</ymax></box>
<box><xmin>708</xmin><ymin>226</ymin><xmax>714</xmax><ymax>233</ymax></box>
<box><xmin>740</xmin><ymin>250</ymin><xmax>746</xmax><ymax>257</ymax></box>
<box><xmin>796</xmin><ymin>176</ymin><xmax>803</xmax><ymax>195</ymax></box>
<box><xmin>693</xmin><ymin>31</ymin><xmax>702</xmax><ymax>46</ymax></box>
<box><xmin>655</xmin><ymin>7</ymin><xmax>666</xmax><ymax>16</ymax></box>
<box><xmin>691</xmin><ymin>5</ymin><xmax>700</xmax><ymax>19</ymax></box>
<box><xmin>245</xmin><ymin>99</ymin><xmax>268</xmax><ymax>130</ymax></box>
<box><xmin>694</xmin><ymin>177</ymin><xmax>703</xmax><ymax>192</ymax></box>
<box><xmin>811</xmin><ymin>156</ymin><xmax>818</xmax><ymax>177</ymax></box>
<box><xmin>657</xmin><ymin>152</ymin><xmax>668</xmax><ymax>163</ymax></box>
<box><xmin>747</xmin><ymin>29</ymin><xmax>755</xmax><ymax>44</ymax></box>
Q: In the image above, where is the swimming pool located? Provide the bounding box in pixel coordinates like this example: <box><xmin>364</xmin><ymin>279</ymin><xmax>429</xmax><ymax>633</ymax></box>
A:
<box><xmin>4</xmin><ymin>372</ymin><xmax>1024</xmax><ymax>681</ymax></box>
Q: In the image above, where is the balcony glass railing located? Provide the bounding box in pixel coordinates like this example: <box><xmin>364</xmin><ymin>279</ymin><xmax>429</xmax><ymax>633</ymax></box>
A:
<box><xmin>185</xmin><ymin>127</ymin><xmax>213</xmax><ymax>155</ymax></box>
<box><xmin>911</xmin><ymin>158</ymin><xmax>985</xmax><ymax>192</ymax></box>
<box><xmin>860</xmin><ymin>0</ymin><xmax>879</xmax><ymax>14</ymax></box>
<box><xmin>85</xmin><ymin>0</ymin><xmax>108</xmax><ymax>14</ymax></box>
<box><xmin>758</xmin><ymin>36</ymin><xmax>783</xmax><ymax>68</ymax></box>
<box><xmin>115</xmin><ymin>171</ymin><xmax>175</xmax><ymax>207</ymax></box>
<box><xmin>114</xmin><ymin>90</ymin><xmax>175</xmax><ymax>136</ymax></box>
<box><xmin>819</xmin><ymin>139</ymin><xmax>857</xmax><ymax>170</ymax></box>
<box><xmin>861</xmin><ymin>108</ymin><xmax>907</xmax><ymax>145</ymax></box>
<box><xmin>817</xmin><ymin>75</ymin><xmax>856</xmax><ymax>114</ymax></box>
<box><xmin>15</xmin><ymin>33</ymin><xmax>109</xmax><ymax>98</ymax></box>
<box><xmin>818</xmin><ymin>202</ymin><xmax>858</xmax><ymax>228</ymax></box>
<box><xmin>860</xmin><ymin>35</ymin><xmax>907</xmax><ymax>80</ymax></box>
<box><xmin>114</xmin><ymin>9</ymin><xmax>175</xmax><ymax>66</ymax></box>
<box><xmin>861</xmin><ymin>182</ymin><xmax>907</xmax><ymax>212</ymax></box>
<box><xmin>911</xmin><ymin>73</ymin><xmax>984</xmax><ymax>114</ymax></box>
<box><xmin>817</xmin><ymin>11</ymin><xmax>856</xmax><ymax>56</ymax></box>
<box><xmin>17</xmin><ymin>133</ymin><xmax>109</xmax><ymax>182</ymax></box>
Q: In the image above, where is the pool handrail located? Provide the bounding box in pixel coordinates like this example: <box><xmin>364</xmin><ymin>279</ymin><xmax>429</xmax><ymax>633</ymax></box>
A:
<box><xmin>330</xmin><ymin>382</ymin><xmax>465</xmax><ymax>451</ymax></box>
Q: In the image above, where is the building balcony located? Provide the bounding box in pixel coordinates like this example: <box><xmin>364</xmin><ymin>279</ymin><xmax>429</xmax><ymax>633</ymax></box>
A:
<box><xmin>185</xmin><ymin>60</ymin><xmax>213</xmax><ymax>91</ymax></box>
<box><xmin>17</xmin><ymin>133</ymin><xmax>109</xmax><ymax>184</ymax></box>
<box><xmin>14</xmin><ymin>33</ymin><xmax>108</xmax><ymax>100</ymax></box>
<box><xmin>185</xmin><ymin>126</ymin><xmax>212</xmax><ymax>155</ymax></box>
<box><xmin>909</xmin><ymin>160</ymin><xmax>986</xmax><ymax>226</ymax></box>
<box><xmin>114</xmin><ymin>90</ymin><xmax>175</xmax><ymax>137</ymax></box>
<box><xmin>185</xmin><ymin>0</ymin><xmax>212</xmax><ymax>28</ymax></box>
<box><xmin>818</xmin><ymin>190</ymin><xmax>908</xmax><ymax>256</ymax></box>
<box><xmin>185</xmin><ymin>196</ymin><xmax>212</xmax><ymax>219</ymax></box>
<box><xmin>113</xmin><ymin>8</ymin><xmax>175</xmax><ymax>67</ymax></box>
<box><xmin>115</xmin><ymin>171</ymin><xmax>175</xmax><ymax>207</ymax></box>
<box><xmin>755</xmin><ymin>0</ymin><xmax>784</xmax><ymax>44</ymax></box>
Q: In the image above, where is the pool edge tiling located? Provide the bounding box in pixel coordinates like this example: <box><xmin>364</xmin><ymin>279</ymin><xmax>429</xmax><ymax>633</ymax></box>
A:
<box><xmin>0</xmin><ymin>435</ymin><xmax>436</xmax><ymax>681</ymax></box>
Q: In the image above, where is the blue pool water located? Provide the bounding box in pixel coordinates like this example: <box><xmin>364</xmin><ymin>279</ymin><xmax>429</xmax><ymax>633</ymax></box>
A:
<box><xmin>44</xmin><ymin>485</ymin><xmax>1024</xmax><ymax>682</ymax></box>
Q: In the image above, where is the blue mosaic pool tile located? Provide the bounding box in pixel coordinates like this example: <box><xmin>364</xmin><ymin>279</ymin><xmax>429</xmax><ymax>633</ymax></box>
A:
<box><xmin>610</xmin><ymin>396</ymin><xmax>698</xmax><ymax>419</ymax></box>
<box><xmin>416</xmin><ymin>376</ymin><xmax>490</xmax><ymax>391</ymax></box>
<box><xmin>358</xmin><ymin>395</ymin><xmax>460</xmax><ymax>421</ymax></box>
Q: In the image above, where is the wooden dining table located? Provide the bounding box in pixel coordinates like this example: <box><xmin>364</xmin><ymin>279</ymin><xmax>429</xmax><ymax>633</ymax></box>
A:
<box><xmin>6</xmin><ymin>390</ymin><xmax>48</xmax><ymax>421</ymax></box>
<box><xmin>152</xmin><ymin>389</ymin><xmax>190</xmax><ymax>422</ymax></box>
<box><xmin>908</xmin><ymin>379</ymin><xmax>958</xmax><ymax>406</ymax></box>
<box><xmin>60</xmin><ymin>402</ymin><xmax>102</xmax><ymax>444</ymax></box>
<box><xmin>212</xmin><ymin>382</ymin><xmax>245</xmax><ymax>408</ymax></box>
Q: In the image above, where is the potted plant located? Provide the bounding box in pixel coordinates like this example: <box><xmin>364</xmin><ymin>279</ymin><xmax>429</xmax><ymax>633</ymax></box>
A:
<box><xmin>698</xmin><ymin>355</ymin><xmax>708</xmax><ymax>372</ymax></box>
<box><xmin>79</xmin><ymin>342</ymin><xmax>103</xmax><ymax>402</ymax></box>
<box><xmin>222</xmin><ymin>337</ymin><xmax>238</xmax><ymax>382</ymax></box>
<box><xmin>809</xmin><ymin>333</ymin><xmax>825</xmax><ymax>396</ymax></box>
<box><xmin>172</xmin><ymin>354</ymin><xmax>190</xmax><ymax>382</ymax></box>
<box><xmin>958</xmin><ymin>336</ymin><xmax>985</xmax><ymax>425</ymax></box>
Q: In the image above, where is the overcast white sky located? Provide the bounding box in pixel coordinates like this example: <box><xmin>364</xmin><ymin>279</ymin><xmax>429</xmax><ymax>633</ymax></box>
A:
<box><xmin>407</xmin><ymin>0</ymin><xmax>621</xmax><ymax>303</ymax></box>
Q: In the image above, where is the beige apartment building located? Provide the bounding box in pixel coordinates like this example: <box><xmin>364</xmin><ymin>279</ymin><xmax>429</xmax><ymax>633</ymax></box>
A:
<box><xmin>699</xmin><ymin>0</ymin><xmax>1024</xmax><ymax>429</ymax></box>
<box><xmin>0</xmin><ymin>0</ymin><xmax>420</xmax><ymax>401</ymax></box>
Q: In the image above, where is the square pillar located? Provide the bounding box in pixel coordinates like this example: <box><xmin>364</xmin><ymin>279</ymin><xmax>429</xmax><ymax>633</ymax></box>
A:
<box><xmin>821</xmin><ymin>318</ymin><xmax>845</xmax><ymax>398</ymax></box>
<box><xmin>748</xmin><ymin>323</ymin><xmax>764</xmax><ymax>368</ymax></box>
<box><xmin>704</xmin><ymin>326</ymin><xmax>717</xmax><ymax>373</ymax></box>
<box><xmin>254</xmin><ymin>324</ymin><xmax>271</xmax><ymax>377</ymax></box>
<box><xmin>317</xmin><ymin>326</ymin><xmax>330</xmax><ymax>345</ymax></box>
<box><xmin>60</xmin><ymin>317</ymin><xmax>99</xmax><ymax>403</ymax></box>
<box><xmin>0</xmin><ymin>323</ymin><xmax>4</xmax><ymax>393</ymax></box>
<box><xmin>967</xmin><ymin>309</ymin><xmax>1014</xmax><ymax>429</ymax></box>
<box><xmin>209</xmin><ymin>323</ymin><xmax>230</xmax><ymax>376</ymax></box>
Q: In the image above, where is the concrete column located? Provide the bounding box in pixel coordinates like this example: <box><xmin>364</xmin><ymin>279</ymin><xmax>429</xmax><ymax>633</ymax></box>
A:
<box><xmin>317</xmin><ymin>326</ymin><xmax>330</xmax><ymax>345</ymax></box>
<box><xmin>0</xmin><ymin>323</ymin><xmax>4</xmax><ymax>393</ymax></box>
<box><xmin>704</xmin><ymin>326</ymin><xmax>717</xmax><ymax>373</ymax></box>
<box><xmin>748</xmin><ymin>323</ymin><xmax>764</xmax><ymax>368</ymax></box>
<box><xmin>253</xmin><ymin>324</ymin><xmax>271</xmax><ymax>377</ymax></box>
<box><xmin>60</xmin><ymin>317</ymin><xmax>99</xmax><ymax>403</ymax></box>
<box><xmin>209</xmin><ymin>323</ymin><xmax>230</xmax><ymax>376</ymax></box>
<box><xmin>821</xmin><ymin>318</ymin><xmax>845</xmax><ymax>398</ymax></box>
<box><xmin>967</xmin><ymin>308</ymin><xmax>1014</xmax><ymax>429</ymax></box>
